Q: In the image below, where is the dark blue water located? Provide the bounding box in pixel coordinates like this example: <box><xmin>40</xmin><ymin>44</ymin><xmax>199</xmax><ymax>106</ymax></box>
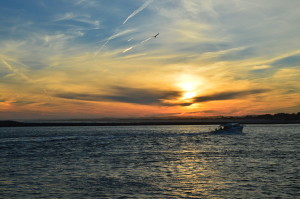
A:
<box><xmin>0</xmin><ymin>125</ymin><xmax>299</xmax><ymax>198</ymax></box>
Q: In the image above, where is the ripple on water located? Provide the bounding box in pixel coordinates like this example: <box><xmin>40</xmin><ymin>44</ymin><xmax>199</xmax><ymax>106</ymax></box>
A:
<box><xmin>0</xmin><ymin>124</ymin><xmax>299</xmax><ymax>198</ymax></box>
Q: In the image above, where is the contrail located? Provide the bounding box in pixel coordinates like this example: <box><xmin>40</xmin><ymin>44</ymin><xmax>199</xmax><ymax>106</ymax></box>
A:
<box><xmin>107</xmin><ymin>29</ymin><xmax>135</xmax><ymax>41</ymax></box>
<box><xmin>123</xmin><ymin>47</ymin><xmax>134</xmax><ymax>53</ymax></box>
<box><xmin>123</xmin><ymin>0</ymin><xmax>154</xmax><ymax>24</ymax></box>
<box><xmin>95</xmin><ymin>0</ymin><xmax>154</xmax><ymax>56</ymax></box>
<box><xmin>1</xmin><ymin>57</ymin><xmax>53</xmax><ymax>100</ymax></box>
<box><xmin>123</xmin><ymin>36</ymin><xmax>153</xmax><ymax>53</ymax></box>
<box><xmin>0</xmin><ymin>58</ymin><xmax>32</xmax><ymax>82</ymax></box>
<box><xmin>95</xmin><ymin>29</ymin><xmax>135</xmax><ymax>56</ymax></box>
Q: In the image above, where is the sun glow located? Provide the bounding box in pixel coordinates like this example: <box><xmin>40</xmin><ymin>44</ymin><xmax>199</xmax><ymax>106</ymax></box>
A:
<box><xmin>180</xmin><ymin>81</ymin><xmax>196</xmax><ymax>92</ymax></box>
<box><xmin>176</xmin><ymin>74</ymin><xmax>205</xmax><ymax>101</ymax></box>
<box><xmin>183</xmin><ymin>91</ymin><xmax>196</xmax><ymax>99</ymax></box>
<box><xmin>178</xmin><ymin>81</ymin><xmax>198</xmax><ymax>101</ymax></box>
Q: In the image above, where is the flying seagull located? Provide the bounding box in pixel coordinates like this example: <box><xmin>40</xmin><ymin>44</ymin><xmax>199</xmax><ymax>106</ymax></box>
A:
<box><xmin>154</xmin><ymin>33</ymin><xmax>159</xmax><ymax>38</ymax></box>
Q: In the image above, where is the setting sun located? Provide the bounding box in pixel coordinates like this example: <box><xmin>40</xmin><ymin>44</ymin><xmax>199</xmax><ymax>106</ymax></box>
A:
<box><xmin>183</xmin><ymin>91</ymin><xmax>196</xmax><ymax>99</ymax></box>
<box><xmin>176</xmin><ymin>74</ymin><xmax>206</xmax><ymax>102</ymax></box>
<box><xmin>179</xmin><ymin>81</ymin><xmax>196</xmax><ymax>92</ymax></box>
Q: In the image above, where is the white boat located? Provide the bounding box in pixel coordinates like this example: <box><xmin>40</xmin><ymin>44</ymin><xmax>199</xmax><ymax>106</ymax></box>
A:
<box><xmin>211</xmin><ymin>123</ymin><xmax>244</xmax><ymax>134</ymax></box>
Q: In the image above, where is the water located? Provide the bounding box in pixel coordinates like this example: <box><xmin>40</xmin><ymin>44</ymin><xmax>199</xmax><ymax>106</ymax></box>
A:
<box><xmin>0</xmin><ymin>124</ymin><xmax>299</xmax><ymax>198</ymax></box>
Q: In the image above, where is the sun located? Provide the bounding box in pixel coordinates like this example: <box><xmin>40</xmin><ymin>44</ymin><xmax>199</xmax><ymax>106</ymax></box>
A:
<box><xmin>183</xmin><ymin>91</ymin><xmax>196</xmax><ymax>99</ymax></box>
<box><xmin>178</xmin><ymin>81</ymin><xmax>198</xmax><ymax>100</ymax></box>
<box><xmin>180</xmin><ymin>81</ymin><xmax>195</xmax><ymax>91</ymax></box>
<box><xmin>174</xmin><ymin>74</ymin><xmax>206</xmax><ymax>104</ymax></box>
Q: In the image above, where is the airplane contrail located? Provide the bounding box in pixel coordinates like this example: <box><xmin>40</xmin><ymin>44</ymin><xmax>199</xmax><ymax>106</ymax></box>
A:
<box><xmin>95</xmin><ymin>0</ymin><xmax>154</xmax><ymax>56</ymax></box>
<box><xmin>123</xmin><ymin>36</ymin><xmax>153</xmax><ymax>53</ymax></box>
<box><xmin>107</xmin><ymin>29</ymin><xmax>135</xmax><ymax>41</ymax></box>
<box><xmin>123</xmin><ymin>0</ymin><xmax>154</xmax><ymax>24</ymax></box>
<box><xmin>95</xmin><ymin>29</ymin><xmax>135</xmax><ymax>56</ymax></box>
<box><xmin>123</xmin><ymin>47</ymin><xmax>134</xmax><ymax>53</ymax></box>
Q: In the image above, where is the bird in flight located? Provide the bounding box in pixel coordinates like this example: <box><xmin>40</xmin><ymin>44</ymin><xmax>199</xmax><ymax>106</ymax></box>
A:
<box><xmin>154</xmin><ymin>33</ymin><xmax>159</xmax><ymax>38</ymax></box>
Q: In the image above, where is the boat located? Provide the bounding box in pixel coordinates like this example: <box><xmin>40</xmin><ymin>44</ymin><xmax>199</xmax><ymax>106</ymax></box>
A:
<box><xmin>211</xmin><ymin>123</ymin><xmax>244</xmax><ymax>134</ymax></box>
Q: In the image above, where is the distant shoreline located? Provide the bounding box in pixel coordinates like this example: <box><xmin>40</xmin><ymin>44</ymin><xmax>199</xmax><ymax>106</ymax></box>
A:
<box><xmin>1</xmin><ymin>113</ymin><xmax>300</xmax><ymax>127</ymax></box>
<box><xmin>1</xmin><ymin>120</ymin><xmax>299</xmax><ymax>127</ymax></box>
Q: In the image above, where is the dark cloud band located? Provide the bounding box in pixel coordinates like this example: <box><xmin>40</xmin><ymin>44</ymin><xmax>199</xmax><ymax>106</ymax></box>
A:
<box><xmin>56</xmin><ymin>86</ymin><xmax>182</xmax><ymax>106</ymax></box>
<box><xmin>56</xmin><ymin>87</ymin><xmax>269</xmax><ymax>106</ymax></box>
<box><xmin>193</xmin><ymin>89</ymin><xmax>269</xmax><ymax>103</ymax></box>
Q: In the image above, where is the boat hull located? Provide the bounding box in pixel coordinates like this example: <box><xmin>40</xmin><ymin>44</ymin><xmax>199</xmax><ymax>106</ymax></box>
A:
<box><xmin>210</xmin><ymin>124</ymin><xmax>244</xmax><ymax>134</ymax></box>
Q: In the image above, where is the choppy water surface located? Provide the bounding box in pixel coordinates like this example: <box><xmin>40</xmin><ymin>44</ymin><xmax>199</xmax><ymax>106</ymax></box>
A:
<box><xmin>0</xmin><ymin>125</ymin><xmax>299</xmax><ymax>198</ymax></box>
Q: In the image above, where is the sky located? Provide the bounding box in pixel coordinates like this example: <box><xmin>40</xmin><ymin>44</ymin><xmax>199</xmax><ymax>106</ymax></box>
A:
<box><xmin>0</xmin><ymin>0</ymin><xmax>299</xmax><ymax>120</ymax></box>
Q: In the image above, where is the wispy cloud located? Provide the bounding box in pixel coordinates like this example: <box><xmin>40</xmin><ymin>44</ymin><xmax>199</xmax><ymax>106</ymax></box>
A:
<box><xmin>53</xmin><ymin>12</ymin><xmax>77</xmax><ymax>22</ymax></box>
<box><xmin>53</xmin><ymin>12</ymin><xmax>100</xmax><ymax>29</ymax></box>
<box><xmin>74</xmin><ymin>0</ymin><xmax>98</xmax><ymax>7</ymax></box>
<box><xmin>250</xmin><ymin>52</ymin><xmax>300</xmax><ymax>76</ymax></box>
<box><xmin>193</xmin><ymin>89</ymin><xmax>269</xmax><ymax>103</ymax></box>
<box><xmin>0</xmin><ymin>58</ymin><xmax>32</xmax><ymax>82</ymax></box>
<box><xmin>12</xmin><ymin>100</ymin><xmax>37</xmax><ymax>106</ymax></box>
<box><xmin>56</xmin><ymin>86</ymin><xmax>182</xmax><ymax>106</ymax></box>
<box><xmin>271</xmin><ymin>53</ymin><xmax>300</xmax><ymax>68</ymax></box>
<box><xmin>123</xmin><ymin>0</ymin><xmax>154</xmax><ymax>24</ymax></box>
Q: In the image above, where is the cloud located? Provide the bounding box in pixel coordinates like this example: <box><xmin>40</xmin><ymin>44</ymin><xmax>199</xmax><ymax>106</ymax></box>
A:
<box><xmin>55</xmin><ymin>87</ymin><xmax>270</xmax><ymax>107</ymax></box>
<box><xmin>123</xmin><ymin>0</ymin><xmax>154</xmax><ymax>24</ymax></box>
<box><xmin>73</xmin><ymin>0</ymin><xmax>98</xmax><ymax>7</ymax></box>
<box><xmin>0</xmin><ymin>58</ymin><xmax>33</xmax><ymax>82</ymax></box>
<box><xmin>12</xmin><ymin>100</ymin><xmax>37</xmax><ymax>106</ymax></box>
<box><xmin>215</xmin><ymin>47</ymin><xmax>256</xmax><ymax>61</ymax></box>
<box><xmin>271</xmin><ymin>54</ymin><xmax>300</xmax><ymax>68</ymax></box>
<box><xmin>53</xmin><ymin>12</ymin><xmax>100</xmax><ymax>30</ymax></box>
<box><xmin>251</xmin><ymin>53</ymin><xmax>300</xmax><ymax>76</ymax></box>
<box><xmin>251</xmin><ymin>65</ymin><xmax>272</xmax><ymax>70</ymax></box>
<box><xmin>193</xmin><ymin>89</ymin><xmax>269</xmax><ymax>103</ymax></box>
<box><xmin>53</xmin><ymin>13</ymin><xmax>77</xmax><ymax>22</ymax></box>
<box><xmin>56</xmin><ymin>86</ymin><xmax>182</xmax><ymax>106</ymax></box>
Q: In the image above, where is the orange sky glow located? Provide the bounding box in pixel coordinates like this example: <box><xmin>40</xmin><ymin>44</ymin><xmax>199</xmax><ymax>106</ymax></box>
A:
<box><xmin>0</xmin><ymin>0</ymin><xmax>299</xmax><ymax>120</ymax></box>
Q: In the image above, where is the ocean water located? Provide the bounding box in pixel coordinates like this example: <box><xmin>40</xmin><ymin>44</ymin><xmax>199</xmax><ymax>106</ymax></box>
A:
<box><xmin>0</xmin><ymin>124</ymin><xmax>299</xmax><ymax>198</ymax></box>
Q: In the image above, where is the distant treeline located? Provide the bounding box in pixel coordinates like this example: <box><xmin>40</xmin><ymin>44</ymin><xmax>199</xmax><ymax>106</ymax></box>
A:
<box><xmin>0</xmin><ymin>112</ymin><xmax>299</xmax><ymax>127</ymax></box>
<box><xmin>193</xmin><ymin>112</ymin><xmax>300</xmax><ymax>123</ymax></box>
<box><xmin>243</xmin><ymin>112</ymin><xmax>300</xmax><ymax>120</ymax></box>
<box><xmin>162</xmin><ymin>112</ymin><xmax>300</xmax><ymax>122</ymax></box>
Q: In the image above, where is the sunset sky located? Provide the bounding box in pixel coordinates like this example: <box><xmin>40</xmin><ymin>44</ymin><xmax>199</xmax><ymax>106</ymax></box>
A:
<box><xmin>0</xmin><ymin>0</ymin><xmax>299</xmax><ymax>120</ymax></box>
